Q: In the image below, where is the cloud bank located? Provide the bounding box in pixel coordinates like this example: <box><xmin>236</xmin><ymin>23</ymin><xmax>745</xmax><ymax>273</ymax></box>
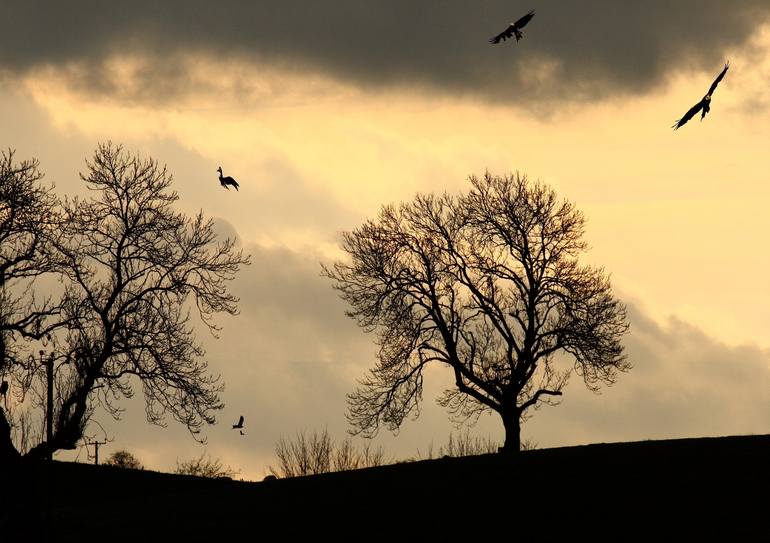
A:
<box><xmin>3</xmin><ymin>1</ymin><xmax>768</xmax><ymax>105</ymax></box>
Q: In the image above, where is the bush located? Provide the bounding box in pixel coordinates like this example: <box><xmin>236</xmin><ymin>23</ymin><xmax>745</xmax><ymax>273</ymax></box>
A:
<box><xmin>268</xmin><ymin>428</ymin><xmax>388</xmax><ymax>478</ymax></box>
<box><xmin>175</xmin><ymin>453</ymin><xmax>239</xmax><ymax>478</ymax></box>
<box><xmin>441</xmin><ymin>431</ymin><xmax>499</xmax><ymax>457</ymax></box>
<box><xmin>104</xmin><ymin>450</ymin><xmax>143</xmax><ymax>470</ymax></box>
<box><xmin>414</xmin><ymin>431</ymin><xmax>538</xmax><ymax>460</ymax></box>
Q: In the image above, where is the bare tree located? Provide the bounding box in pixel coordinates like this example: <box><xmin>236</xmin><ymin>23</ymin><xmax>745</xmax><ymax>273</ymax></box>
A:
<box><xmin>270</xmin><ymin>428</ymin><xmax>334</xmax><ymax>477</ymax></box>
<box><xmin>20</xmin><ymin>142</ymin><xmax>250</xmax><ymax>460</ymax></box>
<box><xmin>8</xmin><ymin>409</ymin><xmax>42</xmax><ymax>456</ymax></box>
<box><xmin>0</xmin><ymin>150</ymin><xmax>62</xmax><ymax>461</ymax></box>
<box><xmin>324</xmin><ymin>172</ymin><xmax>629</xmax><ymax>453</ymax></box>
<box><xmin>104</xmin><ymin>449</ymin><xmax>143</xmax><ymax>470</ymax></box>
<box><xmin>174</xmin><ymin>452</ymin><xmax>238</xmax><ymax>478</ymax></box>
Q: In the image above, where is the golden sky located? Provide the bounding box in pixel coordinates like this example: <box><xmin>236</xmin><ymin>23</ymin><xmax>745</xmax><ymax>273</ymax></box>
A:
<box><xmin>3</xmin><ymin>2</ymin><xmax>770</xmax><ymax>480</ymax></box>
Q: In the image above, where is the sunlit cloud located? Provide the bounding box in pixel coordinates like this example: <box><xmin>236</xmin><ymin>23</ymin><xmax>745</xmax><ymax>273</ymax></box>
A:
<box><xmin>3</xmin><ymin>4</ymin><xmax>770</xmax><ymax>479</ymax></box>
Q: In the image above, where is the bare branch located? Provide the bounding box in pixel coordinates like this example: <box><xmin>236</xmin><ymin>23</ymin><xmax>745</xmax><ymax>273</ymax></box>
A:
<box><xmin>325</xmin><ymin>171</ymin><xmax>629</xmax><ymax>452</ymax></box>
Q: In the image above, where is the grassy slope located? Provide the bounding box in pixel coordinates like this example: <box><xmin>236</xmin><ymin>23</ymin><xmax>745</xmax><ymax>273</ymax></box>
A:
<box><xmin>5</xmin><ymin>434</ymin><xmax>770</xmax><ymax>540</ymax></box>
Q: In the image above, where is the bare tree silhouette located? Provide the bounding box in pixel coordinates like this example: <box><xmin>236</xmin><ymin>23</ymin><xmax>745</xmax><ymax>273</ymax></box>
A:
<box><xmin>0</xmin><ymin>150</ymin><xmax>63</xmax><ymax>461</ymax></box>
<box><xmin>324</xmin><ymin>172</ymin><xmax>629</xmax><ymax>453</ymax></box>
<box><xmin>15</xmin><ymin>142</ymin><xmax>250</xmax><ymax>460</ymax></box>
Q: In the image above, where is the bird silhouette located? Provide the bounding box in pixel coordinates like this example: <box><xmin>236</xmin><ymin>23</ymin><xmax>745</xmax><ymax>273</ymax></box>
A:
<box><xmin>239</xmin><ymin>430</ymin><xmax>246</xmax><ymax>436</ymax></box>
<box><xmin>217</xmin><ymin>167</ymin><xmax>240</xmax><ymax>191</ymax></box>
<box><xmin>489</xmin><ymin>10</ymin><xmax>535</xmax><ymax>44</ymax></box>
<box><xmin>232</xmin><ymin>415</ymin><xmax>244</xmax><ymax>429</ymax></box>
<box><xmin>672</xmin><ymin>62</ymin><xmax>730</xmax><ymax>130</ymax></box>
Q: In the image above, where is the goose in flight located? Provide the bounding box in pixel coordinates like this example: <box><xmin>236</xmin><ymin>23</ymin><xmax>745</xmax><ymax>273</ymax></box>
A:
<box><xmin>217</xmin><ymin>167</ymin><xmax>240</xmax><ymax>191</ymax></box>
<box><xmin>672</xmin><ymin>62</ymin><xmax>730</xmax><ymax>130</ymax></box>
<box><xmin>232</xmin><ymin>415</ymin><xmax>244</xmax><ymax>429</ymax></box>
<box><xmin>489</xmin><ymin>10</ymin><xmax>535</xmax><ymax>44</ymax></box>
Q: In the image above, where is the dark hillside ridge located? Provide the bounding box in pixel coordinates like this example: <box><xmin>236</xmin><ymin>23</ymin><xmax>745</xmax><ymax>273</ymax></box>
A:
<box><xmin>5</xmin><ymin>434</ymin><xmax>769</xmax><ymax>541</ymax></box>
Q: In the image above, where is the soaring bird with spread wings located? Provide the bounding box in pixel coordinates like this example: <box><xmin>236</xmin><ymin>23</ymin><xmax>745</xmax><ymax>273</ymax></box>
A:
<box><xmin>672</xmin><ymin>62</ymin><xmax>730</xmax><ymax>130</ymax></box>
<box><xmin>489</xmin><ymin>10</ymin><xmax>535</xmax><ymax>44</ymax></box>
<box><xmin>232</xmin><ymin>415</ymin><xmax>244</xmax><ymax>429</ymax></box>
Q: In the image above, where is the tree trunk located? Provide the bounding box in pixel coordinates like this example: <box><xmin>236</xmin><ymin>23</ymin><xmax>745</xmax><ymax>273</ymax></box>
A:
<box><xmin>500</xmin><ymin>409</ymin><xmax>521</xmax><ymax>454</ymax></box>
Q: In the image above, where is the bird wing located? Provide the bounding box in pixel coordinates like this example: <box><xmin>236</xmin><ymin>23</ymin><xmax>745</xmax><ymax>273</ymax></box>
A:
<box><xmin>513</xmin><ymin>10</ymin><xmax>535</xmax><ymax>30</ymax></box>
<box><xmin>238</xmin><ymin>415</ymin><xmax>244</xmax><ymax>426</ymax></box>
<box><xmin>707</xmin><ymin>62</ymin><xmax>729</xmax><ymax>96</ymax></box>
<box><xmin>489</xmin><ymin>24</ymin><xmax>515</xmax><ymax>44</ymax></box>
<box><xmin>672</xmin><ymin>100</ymin><xmax>705</xmax><ymax>129</ymax></box>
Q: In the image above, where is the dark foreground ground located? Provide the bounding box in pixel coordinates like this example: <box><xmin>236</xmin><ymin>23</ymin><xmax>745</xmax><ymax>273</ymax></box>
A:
<box><xmin>3</xmin><ymin>434</ymin><xmax>770</xmax><ymax>541</ymax></box>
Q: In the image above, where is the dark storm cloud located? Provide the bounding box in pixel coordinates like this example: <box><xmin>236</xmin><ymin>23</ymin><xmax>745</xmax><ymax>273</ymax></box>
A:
<box><xmin>2</xmin><ymin>1</ymin><xmax>768</xmax><ymax>105</ymax></box>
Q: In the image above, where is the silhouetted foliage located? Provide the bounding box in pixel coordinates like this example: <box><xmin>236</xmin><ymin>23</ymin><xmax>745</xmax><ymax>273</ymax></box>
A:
<box><xmin>269</xmin><ymin>428</ymin><xmax>388</xmax><ymax>478</ymax></box>
<box><xmin>324</xmin><ymin>172</ymin><xmax>630</xmax><ymax>453</ymax></box>
<box><xmin>104</xmin><ymin>449</ymin><xmax>143</xmax><ymax>470</ymax></box>
<box><xmin>175</xmin><ymin>452</ymin><xmax>238</xmax><ymax>478</ymax></box>
<box><xmin>416</xmin><ymin>431</ymin><xmax>536</xmax><ymax>461</ymax></box>
<box><xmin>405</xmin><ymin>431</ymin><xmax>501</xmax><ymax>462</ymax></box>
<box><xmin>8</xmin><ymin>409</ymin><xmax>42</xmax><ymax>456</ymax></box>
<box><xmin>0</xmin><ymin>142</ymin><xmax>250</xmax><ymax>461</ymax></box>
<box><xmin>443</xmin><ymin>430</ymin><xmax>499</xmax><ymax>457</ymax></box>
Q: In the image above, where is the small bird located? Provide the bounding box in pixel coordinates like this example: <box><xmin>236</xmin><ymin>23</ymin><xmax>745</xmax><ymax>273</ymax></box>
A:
<box><xmin>672</xmin><ymin>62</ymin><xmax>730</xmax><ymax>130</ymax></box>
<box><xmin>489</xmin><ymin>10</ymin><xmax>535</xmax><ymax>44</ymax></box>
<box><xmin>232</xmin><ymin>415</ymin><xmax>244</xmax><ymax>429</ymax></box>
<box><xmin>217</xmin><ymin>167</ymin><xmax>240</xmax><ymax>191</ymax></box>
<box><xmin>239</xmin><ymin>430</ymin><xmax>246</xmax><ymax>436</ymax></box>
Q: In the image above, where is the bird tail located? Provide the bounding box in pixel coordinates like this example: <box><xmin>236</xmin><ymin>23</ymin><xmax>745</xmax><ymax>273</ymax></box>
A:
<box><xmin>514</xmin><ymin>30</ymin><xmax>523</xmax><ymax>41</ymax></box>
<box><xmin>233</xmin><ymin>181</ymin><xmax>239</xmax><ymax>191</ymax></box>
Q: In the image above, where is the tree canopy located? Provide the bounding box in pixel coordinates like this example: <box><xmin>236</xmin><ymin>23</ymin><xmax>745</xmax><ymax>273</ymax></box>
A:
<box><xmin>324</xmin><ymin>172</ymin><xmax>629</xmax><ymax>452</ymax></box>
<box><xmin>1</xmin><ymin>143</ymin><xmax>250</xmax><ymax>460</ymax></box>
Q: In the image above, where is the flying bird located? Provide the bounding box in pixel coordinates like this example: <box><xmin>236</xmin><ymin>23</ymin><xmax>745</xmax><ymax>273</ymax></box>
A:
<box><xmin>232</xmin><ymin>415</ymin><xmax>244</xmax><ymax>429</ymax></box>
<box><xmin>217</xmin><ymin>167</ymin><xmax>240</xmax><ymax>191</ymax></box>
<box><xmin>239</xmin><ymin>430</ymin><xmax>246</xmax><ymax>436</ymax></box>
<box><xmin>672</xmin><ymin>62</ymin><xmax>730</xmax><ymax>130</ymax></box>
<box><xmin>489</xmin><ymin>10</ymin><xmax>535</xmax><ymax>44</ymax></box>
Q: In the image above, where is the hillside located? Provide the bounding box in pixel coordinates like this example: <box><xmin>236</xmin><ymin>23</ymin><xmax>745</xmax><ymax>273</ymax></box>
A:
<box><xmin>5</xmin><ymin>434</ymin><xmax>770</xmax><ymax>540</ymax></box>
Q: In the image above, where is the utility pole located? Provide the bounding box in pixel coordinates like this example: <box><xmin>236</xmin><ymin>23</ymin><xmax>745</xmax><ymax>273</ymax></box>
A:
<box><xmin>32</xmin><ymin>346</ymin><xmax>70</xmax><ymax>461</ymax></box>
<box><xmin>88</xmin><ymin>440</ymin><xmax>107</xmax><ymax>465</ymax></box>
<box><xmin>44</xmin><ymin>351</ymin><xmax>53</xmax><ymax>461</ymax></box>
<box><xmin>34</xmin><ymin>349</ymin><xmax>56</xmax><ymax>461</ymax></box>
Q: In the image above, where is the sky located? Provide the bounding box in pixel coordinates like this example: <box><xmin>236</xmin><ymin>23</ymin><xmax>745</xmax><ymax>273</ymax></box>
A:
<box><xmin>3</xmin><ymin>1</ymin><xmax>770</xmax><ymax>480</ymax></box>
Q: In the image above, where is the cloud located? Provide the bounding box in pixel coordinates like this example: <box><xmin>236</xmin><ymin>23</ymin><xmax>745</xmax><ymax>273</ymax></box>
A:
<box><xmin>527</xmin><ymin>301</ymin><xmax>770</xmax><ymax>446</ymax></box>
<box><xmin>2</xmin><ymin>1</ymin><xmax>768</xmax><ymax>106</ymax></box>
<box><xmin>54</xmin><ymin>238</ymin><xmax>770</xmax><ymax>478</ymax></box>
<box><xmin>141</xmin><ymin>140</ymin><xmax>358</xmax><ymax>245</ymax></box>
<box><xmin>160</xmin><ymin>242</ymin><xmax>770</xmax><ymax>471</ymax></box>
